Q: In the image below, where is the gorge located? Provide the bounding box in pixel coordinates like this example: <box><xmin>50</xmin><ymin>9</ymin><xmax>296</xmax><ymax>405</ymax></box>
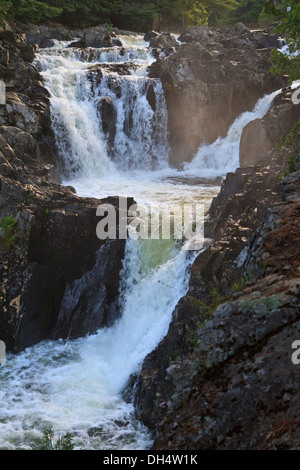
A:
<box><xmin>0</xmin><ymin>21</ymin><xmax>299</xmax><ymax>450</ymax></box>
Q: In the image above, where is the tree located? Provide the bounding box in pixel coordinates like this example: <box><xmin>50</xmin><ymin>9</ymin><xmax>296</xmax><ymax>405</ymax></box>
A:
<box><xmin>0</xmin><ymin>0</ymin><xmax>62</xmax><ymax>24</ymax></box>
<box><xmin>268</xmin><ymin>0</ymin><xmax>300</xmax><ymax>82</ymax></box>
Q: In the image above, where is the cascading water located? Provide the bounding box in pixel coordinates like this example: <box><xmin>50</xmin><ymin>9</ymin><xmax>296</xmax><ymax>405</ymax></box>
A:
<box><xmin>183</xmin><ymin>88</ymin><xmax>283</xmax><ymax>177</ymax></box>
<box><xmin>0</xmin><ymin>34</ymin><xmax>283</xmax><ymax>450</ymax></box>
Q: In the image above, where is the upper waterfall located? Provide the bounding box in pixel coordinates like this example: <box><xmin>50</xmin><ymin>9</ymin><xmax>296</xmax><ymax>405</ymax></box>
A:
<box><xmin>36</xmin><ymin>36</ymin><xmax>170</xmax><ymax>177</ymax></box>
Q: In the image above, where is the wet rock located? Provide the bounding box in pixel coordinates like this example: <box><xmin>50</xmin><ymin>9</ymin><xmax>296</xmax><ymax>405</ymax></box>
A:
<box><xmin>146</xmin><ymin>84</ymin><xmax>156</xmax><ymax>112</ymax></box>
<box><xmin>112</xmin><ymin>37</ymin><xmax>123</xmax><ymax>47</ymax></box>
<box><xmin>96</xmin><ymin>96</ymin><xmax>117</xmax><ymax>154</ymax></box>
<box><xmin>0</xmin><ymin>47</ymin><xmax>9</xmax><ymax>66</ymax></box>
<box><xmin>20</xmin><ymin>23</ymin><xmax>78</xmax><ymax>48</ymax></box>
<box><xmin>144</xmin><ymin>30</ymin><xmax>159</xmax><ymax>42</ymax></box>
<box><xmin>73</xmin><ymin>25</ymin><xmax>116</xmax><ymax>48</ymax></box>
<box><xmin>53</xmin><ymin>240</ymin><xmax>125</xmax><ymax>340</ymax></box>
<box><xmin>0</xmin><ymin>174</ymin><xmax>132</xmax><ymax>352</ymax></box>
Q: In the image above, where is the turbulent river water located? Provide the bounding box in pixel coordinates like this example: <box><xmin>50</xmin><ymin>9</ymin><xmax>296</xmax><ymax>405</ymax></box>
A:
<box><xmin>0</xmin><ymin>34</ymin><xmax>282</xmax><ymax>450</ymax></box>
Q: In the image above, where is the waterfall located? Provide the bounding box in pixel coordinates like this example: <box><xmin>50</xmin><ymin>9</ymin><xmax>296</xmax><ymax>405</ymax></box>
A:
<box><xmin>183</xmin><ymin>88</ymin><xmax>283</xmax><ymax>177</ymax></box>
<box><xmin>0</xmin><ymin>33</ymin><xmax>284</xmax><ymax>450</ymax></box>
<box><xmin>36</xmin><ymin>38</ymin><xmax>169</xmax><ymax>177</ymax></box>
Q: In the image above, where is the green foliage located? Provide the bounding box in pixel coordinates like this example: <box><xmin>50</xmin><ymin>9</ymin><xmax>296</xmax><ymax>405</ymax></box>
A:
<box><xmin>33</xmin><ymin>426</ymin><xmax>75</xmax><ymax>450</ymax></box>
<box><xmin>0</xmin><ymin>0</ymin><xmax>246</xmax><ymax>31</ymax></box>
<box><xmin>239</xmin><ymin>295</ymin><xmax>282</xmax><ymax>315</ymax></box>
<box><xmin>277</xmin><ymin>121</ymin><xmax>300</xmax><ymax>175</ymax></box>
<box><xmin>270</xmin><ymin>48</ymin><xmax>300</xmax><ymax>82</ymax></box>
<box><xmin>0</xmin><ymin>2</ymin><xmax>12</xmax><ymax>26</ymax></box>
<box><xmin>232</xmin><ymin>277</ymin><xmax>246</xmax><ymax>292</ymax></box>
<box><xmin>0</xmin><ymin>214</ymin><xmax>18</xmax><ymax>250</ymax></box>
<box><xmin>235</xmin><ymin>0</ymin><xmax>267</xmax><ymax>24</ymax></box>
<box><xmin>209</xmin><ymin>0</ymin><xmax>267</xmax><ymax>26</ymax></box>
<box><xmin>0</xmin><ymin>0</ymin><xmax>299</xmax><ymax>33</ymax></box>
<box><xmin>0</xmin><ymin>0</ymin><xmax>62</xmax><ymax>24</ymax></box>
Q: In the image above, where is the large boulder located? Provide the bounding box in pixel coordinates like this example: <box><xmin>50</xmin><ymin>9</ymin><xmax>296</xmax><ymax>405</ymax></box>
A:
<box><xmin>0</xmin><ymin>126</ymin><xmax>37</xmax><ymax>158</ymax></box>
<box><xmin>69</xmin><ymin>25</ymin><xmax>116</xmax><ymax>48</ymax></box>
<box><xmin>21</xmin><ymin>24</ymin><xmax>79</xmax><ymax>48</ymax></box>
<box><xmin>144</xmin><ymin>30</ymin><xmax>159</xmax><ymax>42</ymax></box>
<box><xmin>149</xmin><ymin>32</ymin><xmax>178</xmax><ymax>49</ymax></box>
<box><xmin>6</xmin><ymin>97</ymin><xmax>41</xmax><ymax>135</ymax></box>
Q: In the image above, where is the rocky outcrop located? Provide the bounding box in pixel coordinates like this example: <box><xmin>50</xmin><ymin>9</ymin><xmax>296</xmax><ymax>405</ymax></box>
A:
<box><xmin>0</xmin><ymin>152</ymin><xmax>130</xmax><ymax>352</ymax></box>
<box><xmin>96</xmin><ymin>96</ymin><xmax>117</xmax><ymax>154</ymax></box>
<box><xmin>149</xmin><ymin>32</ymin><xmax>178</xmax><ymax>51</ymax></box>
<box><xmin>240</xmin><ymin>87</ymin><xmax>300</xmax><ymax>167</ymax></box>
<box><xmin>149</xmin><ymin>24</ymin><xmax>286</xmax><ymax>167</ymax></box>
<box><xmin>18</xmin><ymin>23</ymin><xmax>79</xmax><ymax>48</ymax></box>
<box><xmin>69</xmin><ymin>24</ymin><xmax>121</xmax><ymax>48</ymax></box>
<box><xmin>132</xmin><ymin>164</ymin><xmax>282</xmax><ymax>428</ymax></box>
<box><xmin>144</xmin><ymin>30</ymin><xmax>159</xmax><ymax>42</ymax></box>
<box><xmin>0</xmin><ymin>30</ymin><xmax>59</xmax><ymax>168</ymax></box>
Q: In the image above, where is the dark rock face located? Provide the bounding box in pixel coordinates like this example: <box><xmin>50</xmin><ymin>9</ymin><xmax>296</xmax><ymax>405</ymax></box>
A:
<box><xmin>0</xmin><ymin>30</ymin><xmax>59</xmax><ymax>170</ymax></box>
<box><xmin>154</xmin><ymin>276</ymin><xmax>300</xmax><ymax>450</ymax></box>
<box><xmin>96</xmin><ymin>96</ymin><xmax>117</xmax><ymax>152</ymax></box>
<box><xmin>18</xmin><ymin>23</ymin><xmax>78</xmax><ymax>48</ymax></box>
<box><xmin>151</xmin><ymin>173</ymin><xmax>300</xmax><ymax>449</ymax></box>
<box><xmin>132</xmin><ymin>165</ymin><xmax>282</xmax><ymax>427</ymax></box>
<box><xmin>149</xmin><ymin>25</ymin><xmax>286</xmax><ymax>167</ymax></box>
<box><xmin>53</xmin><ymin>240</ymin><xmax>124</xmax><ymax>340</ymax></box>
<box><xmin>0</xmin><ymin>167</ymin><xmax>129</xmax><ymax>352</ymax></box>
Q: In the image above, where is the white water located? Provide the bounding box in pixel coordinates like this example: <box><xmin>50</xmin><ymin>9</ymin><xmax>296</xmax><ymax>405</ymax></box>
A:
<box><xmin>0</xmin><ymin>34</ymin><xmax>282</xmax><ymax>450</ymax></box>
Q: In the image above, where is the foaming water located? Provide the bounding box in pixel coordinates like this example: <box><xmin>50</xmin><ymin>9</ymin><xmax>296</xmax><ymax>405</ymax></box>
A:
<box><xmin>36</xmin><ymin>34</ymin><xmax>167</xmax><ymax>177</ymax></box>
<box><xmin>0</xmin><ymin>238</ymin><xmax>194</xmax><ymax>450</ymax></box>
